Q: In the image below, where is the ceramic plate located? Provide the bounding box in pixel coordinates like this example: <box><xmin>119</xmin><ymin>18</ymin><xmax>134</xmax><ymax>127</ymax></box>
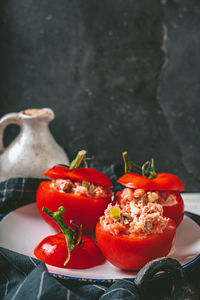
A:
<box><xmin>0</xmin><ymin>203</ymin><xmax>200</xmax><ymax>282</ymax></box>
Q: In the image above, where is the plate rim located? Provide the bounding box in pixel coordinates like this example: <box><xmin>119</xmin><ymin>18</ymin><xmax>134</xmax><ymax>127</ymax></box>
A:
<box><xmin>48</xmin><ymin>253</ymin><xmax>200</xmax><ymax>283</ymax></box>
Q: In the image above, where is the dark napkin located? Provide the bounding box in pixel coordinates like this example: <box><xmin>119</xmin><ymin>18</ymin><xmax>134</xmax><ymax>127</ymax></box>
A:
<box><xmin>0</xmin><ymin>165</ymin><xmax>200</xmax><ymax>300</ymax></box>
<box><xmin>0</xmin><ymin>247</ymin><xmax>140</xmax><ymax>300</ymax></box>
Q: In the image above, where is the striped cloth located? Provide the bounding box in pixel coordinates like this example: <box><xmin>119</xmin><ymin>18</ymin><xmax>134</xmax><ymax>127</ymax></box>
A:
<box><xmin>0</xmin><ymin>247</ymin><xmax>139</xmax><ymax>300</ymax></box>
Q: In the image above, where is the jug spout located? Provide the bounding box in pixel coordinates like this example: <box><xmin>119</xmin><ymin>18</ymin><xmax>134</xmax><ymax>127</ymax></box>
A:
<box><xmin>22</xmin><ymin>108</ymin><xmax>55</xmax><ymax>122</ymax></box>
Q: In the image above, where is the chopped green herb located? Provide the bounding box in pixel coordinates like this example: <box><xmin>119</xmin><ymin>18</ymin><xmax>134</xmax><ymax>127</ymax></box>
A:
<box><xmin>110</xmin><ymin>207</ymin><xmax>121</xmax><ymax>218</ymax></box>
<box><xmin>100</xmin><ymin>217</ymin><xmax>105</xmax><ymax>226</ymax></box>
<box><xmin>82</xmin><ymin>180</ymin><xmax>90</xmax><ymax>189</ymax></box>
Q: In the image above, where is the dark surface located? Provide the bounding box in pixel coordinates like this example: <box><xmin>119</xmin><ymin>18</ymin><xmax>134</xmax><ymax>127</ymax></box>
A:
<box><xmin>0</xmin><ymin>0</ymin><xmax>199</xmax><ymax>190</ymax></box>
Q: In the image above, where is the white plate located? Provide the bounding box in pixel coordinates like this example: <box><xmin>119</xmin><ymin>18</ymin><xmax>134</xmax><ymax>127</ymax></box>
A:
<box><xmin>0</xmin><ymin>203</ymin><xmax>200</xmax><ymax>282</ymax></box>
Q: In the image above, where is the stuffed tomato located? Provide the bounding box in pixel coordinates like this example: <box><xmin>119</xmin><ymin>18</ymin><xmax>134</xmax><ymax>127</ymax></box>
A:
<box><xmin>36</xmin><ymin>150</ymin><xmax>113</xmax><ymax>232</ymax></box>
<box><xmin>96</xmin><ymin>202</ymin><xmax>176</xmax><ymax>270</ymax></box>
<box><xmin>116</xmin><ymin>153</ymin><xmax>185</xmax><ymax>226</ymax></box>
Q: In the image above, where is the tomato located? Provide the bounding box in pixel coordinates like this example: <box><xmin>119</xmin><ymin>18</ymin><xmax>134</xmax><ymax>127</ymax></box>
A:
<box><xmin>96</xmin><ymin>218</ymin><xmax>176</xmax><ymax>271</ymax></box>
<box><xmin>117</xmin><ymin>153</ymin><xmax>185</xmax><ymax>226</ymax></box>
<box><xmin>36</xmin><ymin>149</ymin><xmax>113</xmax><ymax>233</ymax></box>
<box><xmin>116</xmin><ymin>171</ymin><xmax>185</xmax><ymax>226</ymax></box>
<box><xmin>162</xmin><ymin>192</ymin><xmax>184</xmax><ymax>227</ymax></box>
<box><xmin>37</xmin><ymin>180</ymin><xmax>112</xmax><ymax>232</ymax></box>
<box><xmin>36</xmin><ymin>150</ymin><xmax>113</xmax><ymax>232</ymax></box>
<box><xmin>34</xmin><ymin>233</ymin><xmax>105</xmax><ymax>269</ymax></box>
<box><xmin>117</xmin><ymin>173</ymin><xmax>185</xmax><ymax>191</ymax></box>
<box><xmin>45</xmin><ymin>166</ymin><xmax>113</xmax><ymax>188</ymax></box>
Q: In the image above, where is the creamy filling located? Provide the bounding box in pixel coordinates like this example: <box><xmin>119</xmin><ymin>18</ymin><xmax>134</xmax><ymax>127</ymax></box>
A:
<box><xmin>101</xmin><ymin>188</ymin><xmax>176</xmax><ymax>236</ymax></box>
<box><xmin>51</xmin><ymin>179</ymin><xmax>112</xmax><ymax>198</ymax></box>
<box><xmin>117</xmin><ymin>188</ymin><xmax>177</xmax><ymax>207</ymax></box>
<box><xmin>101</xmin><ymin>202</ymin><xmax>169</xmax><ymax>236</ymax></box>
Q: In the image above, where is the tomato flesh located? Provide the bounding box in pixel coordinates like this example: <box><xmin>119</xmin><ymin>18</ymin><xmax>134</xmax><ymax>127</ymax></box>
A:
<box><xmin>36</xmin><ymin>181</ymin><xmax>112</xmax><ymax>232</ymax></box>
<box><xmin>96</xmin><ymin>219</ymin><xmax>176</xmax><ymax>270</ymax></box>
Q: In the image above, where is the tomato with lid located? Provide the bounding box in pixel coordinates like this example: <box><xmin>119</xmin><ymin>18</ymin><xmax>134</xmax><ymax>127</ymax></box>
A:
<box><xmin>115</xmin><ymin>152</ymin><xmax>185</xmax><ymax>226</ymax></box>
<box><xmin>36</xmin><ymin>150</ymin><xmax>113</xmax><ymax>232</ymax></box>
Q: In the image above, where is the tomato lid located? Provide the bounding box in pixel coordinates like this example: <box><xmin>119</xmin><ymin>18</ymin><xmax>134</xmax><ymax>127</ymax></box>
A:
<box><xmin>45</xmin><ymin>166</ymin><xmax>113</xmax><ymax>188</ymax></box>
<box><xmin>117</xmin><ymin>172</ymin><xmax>185</xmax><ymax>191</ymax></box>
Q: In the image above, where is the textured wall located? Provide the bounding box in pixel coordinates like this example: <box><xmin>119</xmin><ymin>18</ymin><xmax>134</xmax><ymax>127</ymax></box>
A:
<box><xmin>0</xmin><ymin>0</ymin><xmax>199</xmax><ymax>190</ymax></box>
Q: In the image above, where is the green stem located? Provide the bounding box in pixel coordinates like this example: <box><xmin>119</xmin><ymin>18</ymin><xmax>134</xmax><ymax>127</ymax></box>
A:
<box><xmin>69</xmin><ymin>150</ymin><xmax>87</xmax><ymax>170</ymax></box>
<box><xmin>149</xmin><ymin>158</ymin><xmax>156</xmax><ymax>179</ymax></box>
<box><xmin>122</xmin><ymin>152</ymin><xmax>156</xmax><ymax>179</ymax></box>
<box><xmin>122</xmin><ymin>152</ymin><xmax>142</xmax><ymax>174</ymax></box>
<box><xmin>141</xmin><ymin>159</ymin><xmax>156</xmax><ymax>179</ymax></box>
<box><xmin>83</xmin><ymin>159</ymin><xmax>88</xmax><ymax>168</ymax></box>
<box><xmin>42</xmin><ymin>206</ymin><xmax>82</xmax><ymax>266</ymax></box>
<box><xmin>142</xmin><ymin>161</ymin><xmax>150</xmax><ymax>177</ymax></box>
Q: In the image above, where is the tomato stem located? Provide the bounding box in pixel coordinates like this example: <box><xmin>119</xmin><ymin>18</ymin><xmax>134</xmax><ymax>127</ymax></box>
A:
<box><xmin>69</xmin><ymin>150</ymin><xmax>87</xmax><ymax>170</ymax></box>
<box><xmin>122</xmin><ymin>152</ymin><xmax>156</xmax><ymax>179</ymax></box>
<box><xmin>149</xmin><ymin>158</ymin><xmax>156</xmax><ymax>179</ymax></box>
<box><xmin>42</xmin><ymin>206</ymin><xmax>83</xmax><ymax>266</ymax></box>
<box><xmin>142</xmin><ymin>159</ymin><xmax>156</xmax><ymax>179</ymax></box>
<box><xmin>142</xmin><ymin>161</ymin><xmax>150</xmax><ymax>177</ymax></box>
<box><xmin>122</xmin><ymin>152</ymin><xmax>142</xmax><ymax>174</ymax></box>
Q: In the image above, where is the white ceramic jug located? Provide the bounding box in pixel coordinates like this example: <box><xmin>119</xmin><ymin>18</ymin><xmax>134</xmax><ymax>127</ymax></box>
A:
<box><xmin>0</xmin><ymin>108</ymin><xmax>69</xmax><ymax>181</ymax></box>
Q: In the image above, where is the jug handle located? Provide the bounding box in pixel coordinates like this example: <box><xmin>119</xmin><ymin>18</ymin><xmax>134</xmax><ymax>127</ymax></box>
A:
<box><xmin>0</xmin><ymin>112</ymin><xmax>22</xmax><ymax>154</ymax></box>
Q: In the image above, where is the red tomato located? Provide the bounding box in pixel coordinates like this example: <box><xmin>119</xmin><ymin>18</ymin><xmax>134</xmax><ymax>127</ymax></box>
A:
<box><xmin>45</xmin><ymin>166</ymin><xmax>113</xmax><ymax>188</ymax></box>
<box><xmin>117</xmin><ymin>173</ymin><xmax>185</xmax><ymax>191</ymax></box>
<box><xmin>96</xmin><ymin>219</ymin><xmax>176</xmax><ymax>271</ymax></box>
<box><xmin>36</xmin><ymin>181</ymin><xmax>112</xmax><ymax>232</ymax></box>
<box><xmin>117</xmin><ymin>171</ymin><xmax>185</xmax><ymax>226</ymax></box>
<box><xmin>34</xmin><ymin>233</ymin><xmax>105</xmax><ymax>269</ymax></box>
<box><xmin>162</xmin><ymin>192</ymin><xmax>184</xmax><ymax>227</ymax></box>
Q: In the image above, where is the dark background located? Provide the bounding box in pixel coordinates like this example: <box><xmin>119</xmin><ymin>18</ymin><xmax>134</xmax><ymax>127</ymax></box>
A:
<box><xmin>0</xmin><ymin>0</ymin><xmax>200</xmax><ymax>190</ymax></box>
